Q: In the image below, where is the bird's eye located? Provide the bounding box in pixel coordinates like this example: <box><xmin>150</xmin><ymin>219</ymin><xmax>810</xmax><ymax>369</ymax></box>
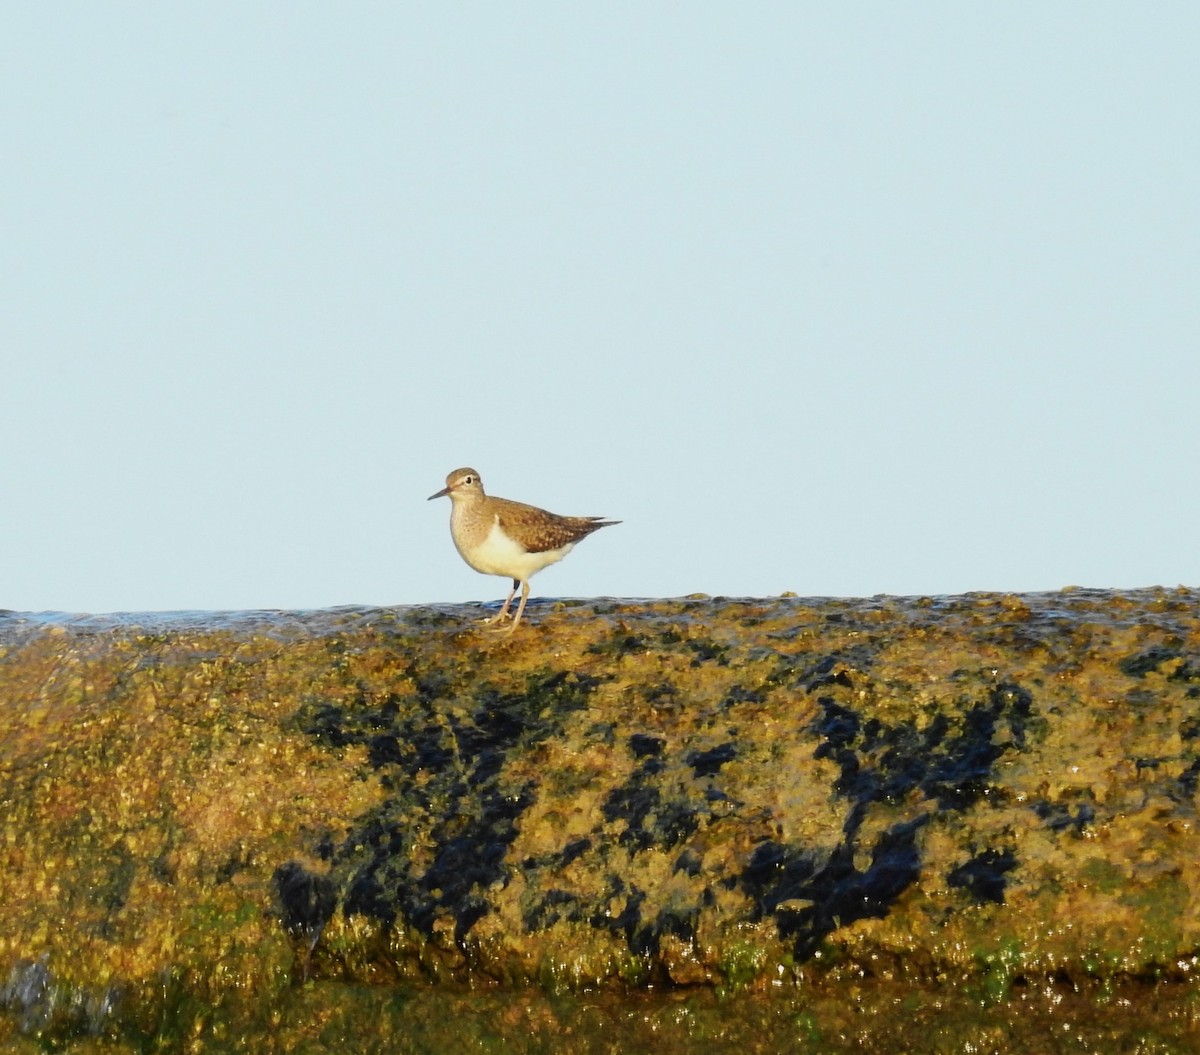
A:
<box><xmin>465</xmin><ymin>475</ymin><xmax>475</xmax><ymax>484</ymax></box>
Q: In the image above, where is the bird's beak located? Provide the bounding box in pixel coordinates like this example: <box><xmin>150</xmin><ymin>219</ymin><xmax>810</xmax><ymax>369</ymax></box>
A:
<box><xmin>427</xmin><ymin>486</ymin><xmax>451</xmax><ymax>501</ymax></box>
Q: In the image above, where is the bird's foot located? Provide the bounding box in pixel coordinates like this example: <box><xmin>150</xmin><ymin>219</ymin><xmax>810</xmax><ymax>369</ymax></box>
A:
<box><xmin>479</xmin><ymin>609</ymin><xmax>513</xmax><ymax>627</ymax></box>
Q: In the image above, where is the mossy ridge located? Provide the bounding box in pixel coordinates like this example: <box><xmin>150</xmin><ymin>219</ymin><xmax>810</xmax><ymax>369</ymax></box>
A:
<box><xmin>2</xmin><ymin>591</ymin><xmax>1200</xmax><ymax>1024</ymax></box>
<box><xmin>272</xmin><ymin>588</ymin><xmax>1200</xmax><ymax>992</ymax></box>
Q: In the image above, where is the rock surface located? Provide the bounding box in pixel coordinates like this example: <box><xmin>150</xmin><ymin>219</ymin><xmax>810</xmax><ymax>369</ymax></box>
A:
<box><xmin>2</xmin><ymin>588</ymin><xmax>1199</xmax><ymax>1030</ymax></box>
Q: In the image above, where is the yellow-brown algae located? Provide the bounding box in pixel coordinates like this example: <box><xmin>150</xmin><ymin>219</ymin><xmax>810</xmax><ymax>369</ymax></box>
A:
<box><xmin>0</xmin><ymin>589</ymin><xmax>1198</xmax><ymax>1038</ymax></box>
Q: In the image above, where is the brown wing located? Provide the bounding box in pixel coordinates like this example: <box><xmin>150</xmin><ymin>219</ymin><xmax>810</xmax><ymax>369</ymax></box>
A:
<box><xmin>495</xmin><ymin>501</ymin><xmax>620</xmax><ymax>554</ymax></box>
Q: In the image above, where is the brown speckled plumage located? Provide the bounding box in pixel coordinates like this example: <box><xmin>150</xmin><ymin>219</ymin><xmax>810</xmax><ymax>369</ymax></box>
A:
<box><xmin>493</xmin><ymin>501</ymin><xmax>613</xmax><ymax>554</ymax></box>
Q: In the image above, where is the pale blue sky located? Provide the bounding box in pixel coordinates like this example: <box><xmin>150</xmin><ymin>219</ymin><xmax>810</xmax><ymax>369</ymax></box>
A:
<box><xmin>3</xmin><ymin>5</ymin><xmax>1197</xmax><ymax>613</ymax></box>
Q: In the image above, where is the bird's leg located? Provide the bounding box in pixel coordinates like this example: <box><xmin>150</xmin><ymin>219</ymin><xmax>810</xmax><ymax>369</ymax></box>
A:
<box><xmin>481</xmin><ymin>579</ymin><xmax>520</xmax><ymax>625</ymax></box>
<box><xmin>492</xmin><ymin>580</ymin><xmax>531</xmax><ymax>636</ymax></box>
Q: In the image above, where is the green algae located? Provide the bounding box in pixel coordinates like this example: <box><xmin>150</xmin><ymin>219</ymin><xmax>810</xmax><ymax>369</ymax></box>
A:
<box><xmin>6</xmin><ymin>973</ymin><xmax>1200</xmax><ymax>1054</ymax></box>
<box><xmin>3</xmin><ymin>590</ymin><xmax>1200</xmax><ymax>1045</ymax></box>
<box><xmin>716</xmin><ymin>940</ymin><xmax>770</xmax><ymax>994</ymax></box>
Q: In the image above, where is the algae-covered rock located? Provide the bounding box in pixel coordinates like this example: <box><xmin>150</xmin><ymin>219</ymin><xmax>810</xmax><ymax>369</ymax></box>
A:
<box><xmin>2</xmin><ymin>588</ymin><xmax>1199</xmax><ymax>1030</ymax></box>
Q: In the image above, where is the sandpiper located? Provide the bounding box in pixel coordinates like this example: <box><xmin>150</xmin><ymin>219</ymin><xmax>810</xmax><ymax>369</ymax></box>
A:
<box><xmin>427</xmin><ymin>468</ymin><xmax>619</xmax><ymax>634</ymax></box>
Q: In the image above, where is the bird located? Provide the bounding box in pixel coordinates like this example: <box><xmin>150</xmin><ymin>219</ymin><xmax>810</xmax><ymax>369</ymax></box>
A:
<box><xmin>427</xmin><ymin>467</ymin><xmax>619</xmax><ymax>634</ymax></box>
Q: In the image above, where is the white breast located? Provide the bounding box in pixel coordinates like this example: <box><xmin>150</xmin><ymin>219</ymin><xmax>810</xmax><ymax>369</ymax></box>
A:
<box><xmin>456</xmin><ymin>516</ymin><xmax>574</xmax><ymax>581</ymax></box>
